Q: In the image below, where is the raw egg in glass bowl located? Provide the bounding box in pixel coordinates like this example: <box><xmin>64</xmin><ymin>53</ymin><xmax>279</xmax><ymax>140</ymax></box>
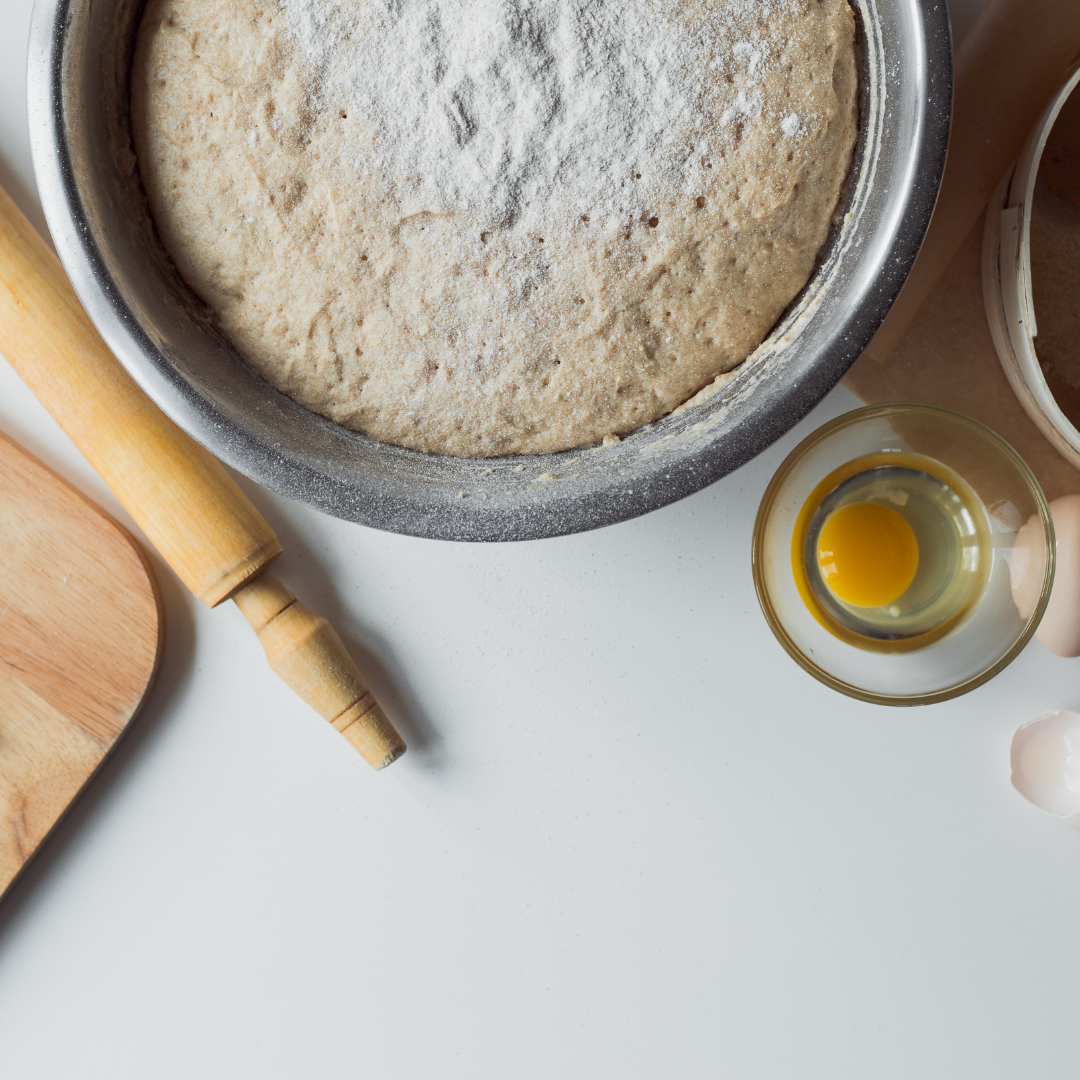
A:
<box><xmin>753</xmin><ymin>404</ymin><xmax>1054</xmax><ymax>705</ymax></box>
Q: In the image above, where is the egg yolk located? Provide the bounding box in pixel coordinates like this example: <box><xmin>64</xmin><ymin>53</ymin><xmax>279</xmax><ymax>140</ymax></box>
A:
<box><xmin>817</xmin><ymin>501</ymin><xmax>919</xmax><ymax>608</ymax></box>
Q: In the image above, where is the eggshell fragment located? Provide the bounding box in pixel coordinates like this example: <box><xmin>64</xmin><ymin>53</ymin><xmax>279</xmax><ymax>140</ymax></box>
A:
<box><xmin>1010</xmin><ymin>511</ymin><xmax>1047</xmax><ymax>620</ymax></box>
<box><xmin>1011</xmin><ymin>710</ymin><xmax>1080</xmax><ymax>827</ymax></box>
<box><xmin>1012</xmin><ymin>495</ymin><xmax>1080</xmax><ymax>656</ymax></box>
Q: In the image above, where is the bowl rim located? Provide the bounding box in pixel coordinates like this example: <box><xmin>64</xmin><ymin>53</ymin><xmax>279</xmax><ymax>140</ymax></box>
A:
<box><xmin>751</xmin><ymin>402</ymin><xmax>1056</xmax><ymax>706</ymax></box>
<box><xmin>982</xmin><ymin>60</ymin><xmax>1080</xmax><ymax>474</ymax></box>
<box><xmin>27</xmin><ymin>0</ymin><xmax>954</xmax><ymax>542</ymax></box>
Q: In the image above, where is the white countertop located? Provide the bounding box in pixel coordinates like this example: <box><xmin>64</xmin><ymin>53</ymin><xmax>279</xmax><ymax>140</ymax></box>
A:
<box><xmin>3</xmin><ymin>1</ymin><xmax>1080</xmax><ymax>1076</ymax></box>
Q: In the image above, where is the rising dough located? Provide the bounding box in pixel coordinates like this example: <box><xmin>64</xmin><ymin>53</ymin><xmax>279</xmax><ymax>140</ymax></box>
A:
<box><xmin>132</xmin><ymin>0</ymin><xmax>858</xmax><ymax>456</ymax></box>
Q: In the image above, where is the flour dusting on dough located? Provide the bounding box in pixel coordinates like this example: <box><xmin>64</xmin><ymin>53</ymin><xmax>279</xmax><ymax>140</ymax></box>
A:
<box><xmin>131</xmin><ymin>0</ymin><xmax>858</xmax><ymax>456</ymax></box>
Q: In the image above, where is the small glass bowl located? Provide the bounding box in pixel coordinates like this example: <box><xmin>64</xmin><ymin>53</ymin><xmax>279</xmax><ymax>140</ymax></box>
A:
<box><xmin>753</xmin><ymin>404</ymin><xmax>1055</xmax><ymax>705</ymax></box>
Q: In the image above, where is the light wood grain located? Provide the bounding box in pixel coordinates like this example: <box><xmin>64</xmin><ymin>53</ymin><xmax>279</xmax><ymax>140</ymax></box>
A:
<box><xmin>0</xmin><ymin>184</ymin><xmax>404</xmax><ymax>767</ymax></box>
<box><xmin>864</xmin><ymin>0</ymin><xmax>1080</xmax><ymax>361</ymax></box>
<box><xmin>233</xmin><ymin>573</ymin><xmax>406</xmax><ymax>769</ymax></box>
<box><xmin>0</xmin><ymin>430</ymin><xmax>162</xmax><ymax>898</ymax></box>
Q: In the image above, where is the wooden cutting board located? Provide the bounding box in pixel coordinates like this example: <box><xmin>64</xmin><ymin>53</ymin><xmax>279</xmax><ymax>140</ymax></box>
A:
<box><xmin>0</xmin><ymin>429</ymin><xmax>162</xmax><ymax>900</ymax></box>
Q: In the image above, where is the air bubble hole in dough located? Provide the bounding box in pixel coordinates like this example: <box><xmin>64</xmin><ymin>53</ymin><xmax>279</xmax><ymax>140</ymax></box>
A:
<box><xmin>131</xmin><ymin>0</ymin><xmax>858</xmax><ymax>457</ymax></box>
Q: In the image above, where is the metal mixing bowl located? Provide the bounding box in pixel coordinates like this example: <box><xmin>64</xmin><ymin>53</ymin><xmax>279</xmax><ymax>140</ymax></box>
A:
<box><xmin>27</xmin><ymin>0</ymin><xmax>951</xmax><ymax>541</ymax></box>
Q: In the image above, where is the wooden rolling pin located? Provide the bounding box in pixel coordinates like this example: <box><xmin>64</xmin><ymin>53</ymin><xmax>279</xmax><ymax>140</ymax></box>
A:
<box><xmin>0</xmin><ymin>184</ymin><xmax>405</xmax><ymax>770</ymax></box>
<box><xmin>862</xmin><ymin>0</ymin><xmax>1080</xmax><ymax>363</ymax></box>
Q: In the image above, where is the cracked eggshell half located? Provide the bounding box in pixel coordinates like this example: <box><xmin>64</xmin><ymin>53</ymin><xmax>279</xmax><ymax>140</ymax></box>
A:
<box><xmin>1013</xmin><ymin>495</ymin><xmax>1080</xmax><ymax>657</ymax></box>
<box><xmin>1011</xmin><ymin>710</ymin><xmax>1080</xmax><ymax>827</ymax></box>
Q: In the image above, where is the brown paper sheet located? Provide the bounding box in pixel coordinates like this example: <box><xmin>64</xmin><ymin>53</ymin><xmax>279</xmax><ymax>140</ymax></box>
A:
<box><xmin>843</xmin><ymin>213</ymin><xmax>1080</xmax><ymax>501</ymax></box>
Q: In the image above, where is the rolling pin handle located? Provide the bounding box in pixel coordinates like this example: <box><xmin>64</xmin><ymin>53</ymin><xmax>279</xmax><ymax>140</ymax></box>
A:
<box><xmin>232</xmin><ymin>571</ymin><xmax>406</xmax><ymax>770</ymax></box>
